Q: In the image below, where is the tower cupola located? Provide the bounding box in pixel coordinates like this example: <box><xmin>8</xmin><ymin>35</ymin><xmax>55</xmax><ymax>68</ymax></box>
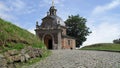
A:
<box><xmin>49</xmin><ymin>6</ymin><xmax>57</xmax><ymax>16</ymax></box>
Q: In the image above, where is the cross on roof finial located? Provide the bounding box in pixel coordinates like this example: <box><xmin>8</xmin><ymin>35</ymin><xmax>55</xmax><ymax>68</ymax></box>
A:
<box><xmin>52</xmin><ymin>0</ymin><xmax>54</xmax><ymax>6</ymax></box>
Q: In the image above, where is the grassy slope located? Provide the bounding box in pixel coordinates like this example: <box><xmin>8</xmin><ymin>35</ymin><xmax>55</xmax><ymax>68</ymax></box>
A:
<box><xmin>81</xmin><ymin>43</ymin><xmax>120</xmax><ymax>51</ymax></box>
<box><xmin>0</xmin><ymin>18</ymin><xmax>46</xmax><ymax>52</ymax></box>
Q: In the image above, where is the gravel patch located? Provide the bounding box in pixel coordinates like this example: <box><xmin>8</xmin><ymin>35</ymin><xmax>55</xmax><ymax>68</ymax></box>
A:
<box><xmin>22</xmin><ymin>50</ymin><xmax>120</xmax><ymax>68</ymax></box>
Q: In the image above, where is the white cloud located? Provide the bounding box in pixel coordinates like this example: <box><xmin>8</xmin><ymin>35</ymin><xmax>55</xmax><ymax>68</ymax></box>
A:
<box><xmin>25</xmin><ymin>8</ymin><xmax>36</xmax><ymax>14</ymax></box>
<box><xmin>0</xmin><ymin>13</ymin><xmax>15</xmax><ymax>20</ymax></box>
<box><xmin>85</xmin><ymin>0</ymin><xmax>120</xmax><ymax>46</ymax></box>
<box><xmin>28</xmin><ymin>28</ymin><xmax>35</xmax><ymax>34</ymax></box>
<box><xmin>83</xmin><ymin>21</ymin><xmax>120</xmax><ymax>46</ymax></box>
<box><xmin>43</xmin><ymin>0</ymin><xmax>64</xmax><ymax>5</ymax></box>
<box><xmin>40</xmin><ymin>0</ymin><xmax>65</xmax><ymax>7</ymax></box>
<box><xmin>8</xmin><ymin>0</ymin><xmax>35</xmax><ymax>14</ymax></box>
<box><xmin>92</xmin><ymin>0</ymin><xmax>120</xmax><ymax>14</ymax></box>
<box><xmin>0</xmin><ymin>0</ymin><xmax>35</xmax><ymax>21</ymax></box>
<box><xmin>0</xmin><ymin>2</ymin><xmax>10</xmax><ymax>12</ymax></box>
<box><xmin>10</xmin><ymin>0</ymin><xmax>26</xmax><ymax>11</ymax></box>
<box><xmin>0</xmin><ymin>1</ymin><xmax>15</xmax><ymax>20</ymax></box>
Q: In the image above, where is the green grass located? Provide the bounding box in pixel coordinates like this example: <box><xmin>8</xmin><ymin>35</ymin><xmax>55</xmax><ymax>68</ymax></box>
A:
<box><xmin>81</xmin><ymin>43</ymin><xmax>120</xmax><ymax>51</ymax></box>
<box><xmin>0</xmin><ymin>18</ymin><xmax>46</xmax><ymax>52</ymax></box>
<box><xmin>0</xmin><ymin>18</ymin><xmax>51</xmax><ymax>68</ymax></box>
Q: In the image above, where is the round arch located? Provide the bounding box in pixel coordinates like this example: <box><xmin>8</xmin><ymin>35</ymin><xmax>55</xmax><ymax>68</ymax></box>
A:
<box><xmin>43</xmin><ymin>34</ymin><xmax>53</xmax><ymax>49</ymax></box>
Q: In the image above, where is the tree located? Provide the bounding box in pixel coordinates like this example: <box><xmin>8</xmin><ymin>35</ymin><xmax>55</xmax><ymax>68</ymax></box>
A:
<box><xmin>113</xmin><ymin>38</ymin><xmax>120</xmax><ymax>44</ymax></box>
<box><xmin>65</xmin><ymin>15</ymin><xmax>91</xmax><ymax>47</ymax></box>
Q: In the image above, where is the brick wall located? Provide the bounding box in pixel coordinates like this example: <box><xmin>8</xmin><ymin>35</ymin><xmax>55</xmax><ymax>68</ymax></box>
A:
<box><xmin>62</xmin><ymin>38</ymin><xmax>76</xmax><ymax>49</ymax></box>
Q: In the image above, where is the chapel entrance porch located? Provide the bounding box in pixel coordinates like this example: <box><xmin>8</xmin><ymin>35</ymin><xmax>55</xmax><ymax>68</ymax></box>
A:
<box><xmin>44</xmin><ymin>35</ymin><xmax>53</xmax><ymax>49</ymax></box>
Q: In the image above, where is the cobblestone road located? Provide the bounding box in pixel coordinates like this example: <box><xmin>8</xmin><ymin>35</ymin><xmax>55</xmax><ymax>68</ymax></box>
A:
<box><xmin>22</xmin><ymin>50</ymin><xmax>120</xmax><ymax>68</ymax></box>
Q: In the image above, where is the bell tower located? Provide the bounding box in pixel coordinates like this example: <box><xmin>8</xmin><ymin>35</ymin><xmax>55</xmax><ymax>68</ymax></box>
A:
<box><xmin>49</xmin><ymin>0</ymin><xmax>57</xmax><ymax>16</ymax></box>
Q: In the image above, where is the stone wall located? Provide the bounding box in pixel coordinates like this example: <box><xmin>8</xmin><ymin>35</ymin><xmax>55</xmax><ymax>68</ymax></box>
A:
<box><xmin>0</xmin><ymin>46</ymin><xmax>43</xmax><ymax>68</ymax></box>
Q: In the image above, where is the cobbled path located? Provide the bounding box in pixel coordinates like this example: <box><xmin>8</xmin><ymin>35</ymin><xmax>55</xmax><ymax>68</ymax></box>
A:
<box><xmin>22</xmin><ymin>50</ymin><xmax>120</xmax><ymax>68</ymax></box>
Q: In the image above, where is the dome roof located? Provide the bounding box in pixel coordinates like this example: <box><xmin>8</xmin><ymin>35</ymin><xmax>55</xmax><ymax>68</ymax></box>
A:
<box><xmin>49</xmin><ymin>15</ymin><xmax>65</xmax><ymax>26</ymax></box>
<box><xmin>42</xmin><ymin>15</ymin><xmax>65</xmax><ymax>26</ymax></box>
<box><xmin>40</xmin><ymin>6</ymin><xmax>65</xmax><ymax>28</ymax></box>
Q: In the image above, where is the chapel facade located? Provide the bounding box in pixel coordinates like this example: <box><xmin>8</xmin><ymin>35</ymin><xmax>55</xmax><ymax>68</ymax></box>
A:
<box><xmin>35</xmin><ymin>5</ymin><xmax>76</xmax><ymax>50</ymax></box>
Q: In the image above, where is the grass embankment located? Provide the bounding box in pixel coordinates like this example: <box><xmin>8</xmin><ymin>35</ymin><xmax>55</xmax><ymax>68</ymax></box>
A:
<box><xmin>0</xmin><ymin>18</ymin><xmax>51</xmax><ymax>66</ymax></box>
<box><xmin>0</xmin><ymin>18</ymin><xmax>46</xmax><ymax>52</ymax></box>
<box><xmin>81</xmin><ymin>43</ymin><xmax>120</xmax><ymax>52</ymax></box>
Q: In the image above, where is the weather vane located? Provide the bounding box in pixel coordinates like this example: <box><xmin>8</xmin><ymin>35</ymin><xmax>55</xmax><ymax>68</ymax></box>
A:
<box><xmin>52</xmin><ymin>0</ymin><xmax>54</xmax><ymax>6</ymax></box>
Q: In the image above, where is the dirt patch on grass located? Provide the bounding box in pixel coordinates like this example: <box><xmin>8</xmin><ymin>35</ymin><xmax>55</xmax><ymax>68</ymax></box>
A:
<box><xmin>7</xmin><ymin>39</ymin><xmax>29</xmax><ymax>45</ymax></box>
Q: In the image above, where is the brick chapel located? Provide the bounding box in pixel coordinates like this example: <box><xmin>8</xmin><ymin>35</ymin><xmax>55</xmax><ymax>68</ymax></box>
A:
<box><xmin>35</xmin><ymin>2</ymin><xmax>76</xmax><ymax>50</ymax></box>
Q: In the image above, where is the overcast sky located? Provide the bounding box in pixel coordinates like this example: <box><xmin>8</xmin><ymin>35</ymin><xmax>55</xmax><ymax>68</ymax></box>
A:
<box><xmin>0</xmin><ymin>0</ymin><xmax>120</xmax><ymax>46</ymax></box>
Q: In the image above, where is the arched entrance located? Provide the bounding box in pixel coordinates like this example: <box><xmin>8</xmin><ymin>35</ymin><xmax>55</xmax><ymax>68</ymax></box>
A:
<box><xmin>44</xmin><ymin>35</ymin><xmax>53</xmax><ymax>49</ymax></box>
